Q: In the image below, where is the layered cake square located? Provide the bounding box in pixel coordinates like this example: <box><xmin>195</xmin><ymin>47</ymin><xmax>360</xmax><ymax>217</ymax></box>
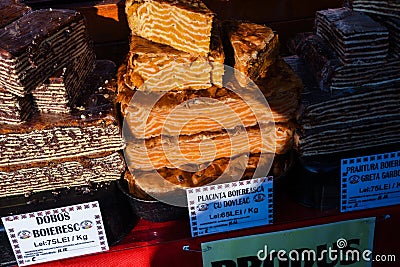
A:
<box><xmin>290</xmin><ymin>33</ymin><xmax>400</xmax><ymax>92</ymax></box>
<box><xmin>0</xmin><ymin>152</ymin><xmax>125</xmax><ymax>198</ymax></box>
<box><xmin>315</xmin><ymin>7</ymin><xmax>389</xmax><ymax>64</ymax></box>
<box><xmin>123</xmin><ymin>31</ymin><xmax>224</xmax><ymax>91</ymax></box>
<box><xmin>350</xmin><ymin>0</ymin><xmax>400</xmax><ymax>18</ymax></box>
<box><xmin>125</xmin><ymin>0</ymin><xmax>215</xmax><ymax>55</ymax></box>
<box><xmin>0</xmin><ymin>91</ymin><xmax>34</xmax><ymax>124</ymax></box>
<box><xmin>0</xmin><ymin>61</ymin><xmax>126</xmax><ymax>197</ymax></box>
<box><xmin>286</xmin><ymin>56</ymin><xmax>400</xmax><ymax>159</ymax></box>
<box><xmin>0</xmin><ymin>9</ymin><xmax>94</xmax><ymax>96</ymax></box>
<box><xmin>0</xmin><ymin>61</ymin><xmax>124</xmax><ymax>169</ymax></box>
<box><xmin>0</xmin><ymin>0</ymin><xmax>31</xmax><ymax>28</ymax></box>
<box><xmin>227</xmin><ymin>21</ymin><xmax>279</xmax><ymax>83</ymax></box>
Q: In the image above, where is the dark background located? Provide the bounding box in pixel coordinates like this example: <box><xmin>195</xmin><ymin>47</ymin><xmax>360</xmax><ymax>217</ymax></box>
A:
<box><xmin>22</xmin><ymin>0</ymin><xmax>343</xmax><ymax>63</ymax></box>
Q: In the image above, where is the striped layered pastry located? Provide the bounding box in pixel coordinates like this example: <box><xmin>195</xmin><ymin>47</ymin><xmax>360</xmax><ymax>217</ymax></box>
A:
<box><xmin>124</xmin><ymin>122</ymin><xmax>294</xmax><ymax>171</ymax></box>
<box><xmin>315</xmin><ymin>8</ymin><xmax>389</xmax><ymax>64</ymax></box>
<box><xmin>125</xmin><ymin>152</ymin><xmax>292</xmax><ymax>197</ymax></box>
<box><xmin>345</xmin><ymin>2</ymin><xmax>399</xmax><ymax>56</ymax></box>
<box><xmin>119</xmin><ymin>58</ymin><xmax>301</xmax><ymax>126</ymax></box>
<box><xmin>122</xmin><ymin>32</ymin><xmax>224</xmax><ymax>92</ymax></box>
<box><xmin>0</xmin><ymin>9</ymin><xmax>94</xmax><ymax>96</ymax></box>
<box><xmin>0</xmin><ymin>90</ymin><xmax>34</xmax><ymax>124</ymax></box>
<box><xmin>0</xmin><ymin>71</ymin><xmax>124</xmax><ymax>169</ymax></box>
<box><xmin>290</xmin><ymin>33</ymin><xmax>400</xmax><ymax>92</ymax></box>
<box><xmin>0</xmin><ymin>1</ymin><xmax>34</xmax><ymax>124</ymax></box>
<box><xmin>0</xmin><ymin>152</ymin><xmax>125</xmax><ymax>198</ymax></box>
<box><xmin>287</xmin><ymin>56</ymin><xmax>400</xmax><ymax>158</ymax></box>
<box><xmin>123</xmin><ymin>87</ymin><xmax>275</xmax><ymax>139</ymax></box>
<box><xmin>0</xmin><ymin>0</ymin><xmax>31</xmax><ymax>28</ymax></box>
<box><xmin>350</xmin><ymin>0</ymin><xmax>400</xmax><ymax>18</ymax></box>
<box><xmin>371</xmin><ymin>16</ymin><xmax>400</xmax><ymax>57</ymax></box>
<box><xmin>123</xmin><ymin>99</ymin><xmax>296</xmax><ymax>192</ymax></box>
<box><xmin>226</xmin><ymin>21</ymin><xmax>279</xmax><ymax>83</ymax></box>
<box><xmin>122</xmin><ymin>68</ymin><xmax>300</xmax><ymax>138</ymax></box>
<box><xmin>297</xmin><ymin>113</ymin><xmax>400</xmax><ymax>158</ymax></box>
<box><xmin>125</xmin><ymin>0</ymin><xmax>215</xmax><ymax>56</ymax></box>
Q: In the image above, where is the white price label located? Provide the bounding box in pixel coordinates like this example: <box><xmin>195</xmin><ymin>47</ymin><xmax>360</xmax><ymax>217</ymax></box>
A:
<box><xmin>1</xmin><ymin>201</ymin><xmax>108</xmax><ymax>266</ymax></box>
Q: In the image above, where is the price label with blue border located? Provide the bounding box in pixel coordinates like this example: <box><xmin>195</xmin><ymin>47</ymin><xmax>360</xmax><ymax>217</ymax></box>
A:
<box><xmin>186</xmin><ymin>177</ymin><xmax>273</xmax><ymax>237</ymax></box>
<box><xmin>341</xmin><ymin>151</ymin><xmax>400</xmax><ymax>212</ymax></box>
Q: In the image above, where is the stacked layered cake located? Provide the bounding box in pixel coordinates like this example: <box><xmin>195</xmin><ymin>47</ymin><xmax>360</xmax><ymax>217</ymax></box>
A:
<box><xmin>289</xmin><ymin>33</ymin><xmax>400</xmax><ymax>92</ymax></box>
<box><xmin>373</xmin><ymin>15</ymin><xmax>400</xmax><ymax>57</ymax></box>
<box><xmin>347</xmin><ymin>0</ymin><xmax>400</xmax><ymax>57</ymax></box>
<box><xmin>125</xmin><ymin>0</ymin><xmax>215</xmax><ymax>56</ymax></box>
<box><xmin>119</xmin><ymin>0</ymin><xmax>301</xmax><ymax>200</ymax></box>
<box><xmin>349</xmin><ymin>0</ymin><xmax>400</xmax><ymax>18</ymax></box>
<box><xmin>315</xmin><ymin>8</ymin><xmax>389</xmax><ymax>64</ymax></box>
<box><xmin>226</xmin><ymin>21</ymin><xmax>280</xmax><ymax>84</ymax></box>
<box><xmin>0</xmin><ymin>1</ymin><xmax>33</xmax><ymax>124</ymax></box>
<box><xmin>32</xmin><ymin>39</ymin><xmax>96</xmax><ymax>113</ymax></box>
<box><xmin>0</xmin><ymin>6</ymin><xmax>125</xmax><ymax>198</ymax></box>
<box><xmin>288</xmin><ymin>5</ymin><xmax>400</xmax><ymax>160</ymax></box>
<box><xmin>290</xmin><ymin>7</ymin><xmax>400</xmax><ymax>92</ymax></box>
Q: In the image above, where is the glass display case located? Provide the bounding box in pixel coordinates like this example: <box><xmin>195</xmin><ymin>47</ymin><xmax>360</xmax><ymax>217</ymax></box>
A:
<box><xmin>1</xmin><ymin>0</ymin><xmax>399</xmax><ymax>266</ymax></box>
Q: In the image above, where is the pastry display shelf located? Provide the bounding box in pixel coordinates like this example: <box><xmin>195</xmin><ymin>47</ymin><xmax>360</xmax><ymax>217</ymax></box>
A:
<box><xmin>22</xmin><ymin>192</ymin><xmax>400</xmax><ymax>267</ymax></box>
<box><xmin>3</xmin><ymin>1</ymin><xmax>397</xmax><ymax>267</ymax></box>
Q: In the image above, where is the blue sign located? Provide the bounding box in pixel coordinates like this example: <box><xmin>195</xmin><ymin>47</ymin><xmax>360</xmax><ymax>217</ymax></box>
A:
<box><xmin>341</xmin><ymin>151</ymin><xmax>400</xmax><ymax>212</ymax></box>
<box><xmin>186</xmin><ymin>177</ymin><xmax>273</xmax><ymax>237</ymax></box>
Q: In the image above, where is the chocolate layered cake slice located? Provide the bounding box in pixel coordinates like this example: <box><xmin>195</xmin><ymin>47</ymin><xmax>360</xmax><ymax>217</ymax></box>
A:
<box><xmin>32</xmin><ymin>53</ymin><xmax>97</xmax><ymax>114</ymax></box>
<box><xmin>227</xmin><ymin>21</ymin><xmax>279</xmax><ymax>83</ymax></box>
<box><xmin>0</xmin><ymin>0</ymin><xmax>31</xmax><ymax>28</ymax></box>
<box><xmin>0</xmin><ymin>152</ymin><xmax>125</xmax><ymax>198</ymax></box>
<box><xmin>0</xmin><ymin>1</ymin><xmax>33</xmax><ymax>123</ymax></box>
<box><xmin>315</xmin><ymin>8</ymin><xmax>389</xmax><ymax>64</ymax></box>
<box><xmin>297</xmin><ymin>117</ymin><xmax>400</xmax><ymax>157</ymax></box>
<box><xmin>0</xmin><ymin>90</ymin><xmax>34</xmax><ymax>124</ymax></box>
<box><xmin>330</xmin><ymin>59</ymin><xmax>400</xmax><ymax>90</ymax></box>
<box><xmin>286</xmin><ymin>56</ymin><xmax>400</xmax><ymax>158</ymax></box>
<box><xmin>351</xmin><ymin>0</ymin><xmax>400</xmax><ymax>18</ymax></box>
<box><xmin>372</xmin><ymin>15</ymin><xmax>400</xmax><ymax>57</ymax></box>
<box><xmin>299</xmin><ymin>86</ymin><xmax>400</xmax><ymax>131</ymax></box>
<box><xmin>315</xmin><ymin>7</ymin><xmax>353</xmax><ymax>44</ymax></box>
<box><xmin>292</xmin><ymin>54</ymin><xmax>400</xmax><ymax>131</ymax></box>
<box><xmin>125</xmin><ymin>0</ymin><xmax>215</xmax><ymax>56</ymax></box>
<box><xmin>291</xmin><ymin>33</ymin><xmax>400</xmax><ymax>92</ymax></box>
<box><xmin>289</xmin><ymin>33</ymin><xmax>343</xmax><ymax>91</ymax></box>
<box><xmin>123</xmin><ymin>32</ymin><xmax>224</xmax><ymax>91</ymax></box>
<box><xmin>0</xmin><ymin>9</ymin><xmax>94</xmax><ymax>96</ymax></box>
<box><xmin>0</xmin><ymin>61</ymin><xmax>124</xmax><ymax>168</ymax></box>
